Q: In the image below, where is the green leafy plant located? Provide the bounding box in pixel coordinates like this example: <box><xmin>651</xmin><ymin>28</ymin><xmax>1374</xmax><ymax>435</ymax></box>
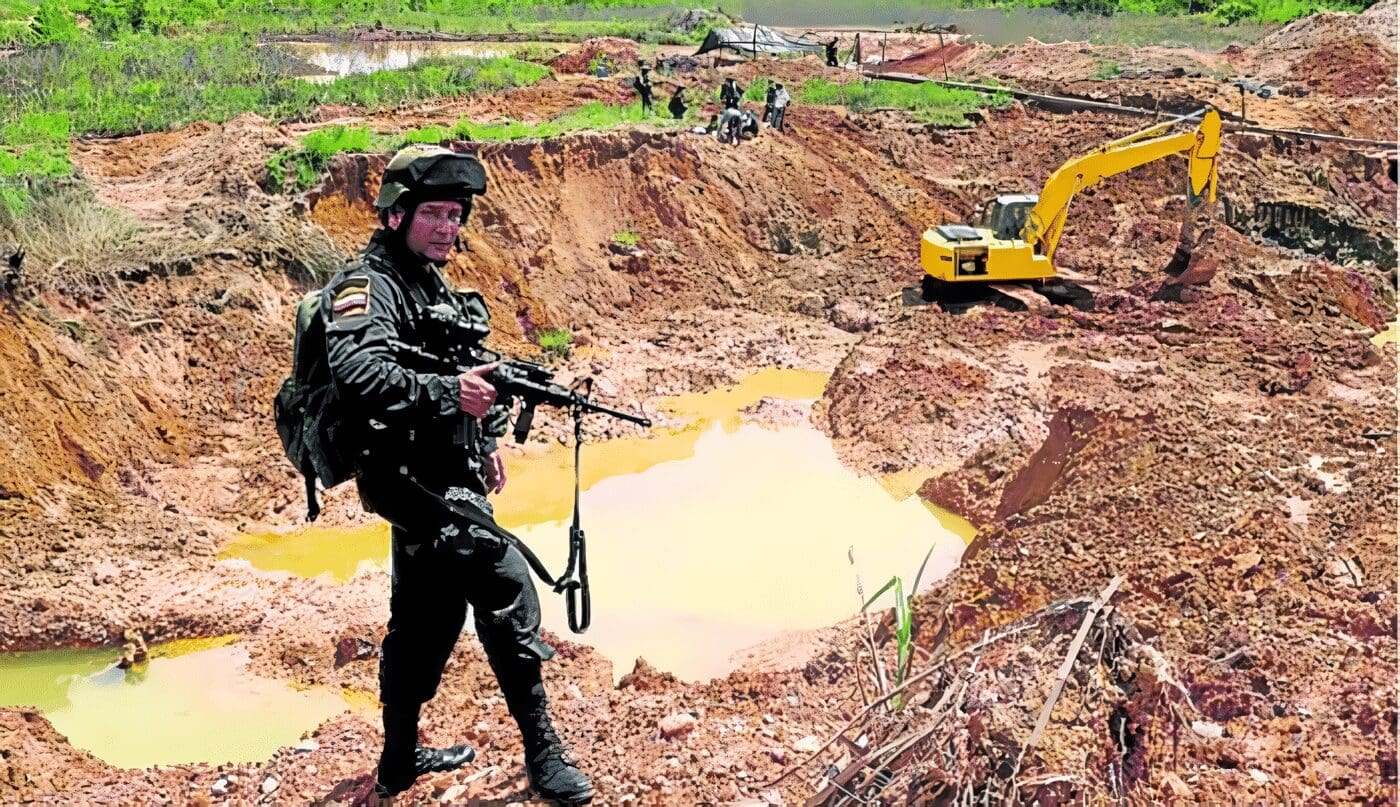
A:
<box><xmin>861</xmin><ymin>544</ymin><xmax>939</xmax><ymax>711</ymax></box>
<box><xmin>266</xmin><ymin>124</ymin><xmax>373</xmax><ymax>192</ymax></box>
<box><xmin>537</xmin><ymin>327</ymin><xmax>572</xmax><ymax>360</ymax></box>
<box><xmin>1093</xmin><ymin>59</ymin><xmax>1122</xmax><ymax>79</ymax></box>
<box><xmin>446</xmin><ymin>100</ymin><xmax>682</xmax><ymax>143</ymax></box>
<box><xmin>0</xmin><ymin>112</ymin><xmax>73</xmax><ymax>215</ymax></box>
<box><xmin>611</xmin><ymin>229</ymin><xmax>640</xmax><ymax>248</ymax></box>
<box><xmin>743</xmin><ymin>77</ymin><xmax>769</xmax><ymax>103</ymax></box>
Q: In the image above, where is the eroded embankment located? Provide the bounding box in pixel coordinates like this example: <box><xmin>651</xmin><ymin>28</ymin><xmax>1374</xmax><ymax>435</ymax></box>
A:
<box><xmin>815</xmin><ymin>110</ymin><xmax>1396</xmax><ymax>801</ymax></box>
<box><xmin>0</xmin><ymin>33</ymin><xmax>1395</xmax><ymax>803</ymax></box>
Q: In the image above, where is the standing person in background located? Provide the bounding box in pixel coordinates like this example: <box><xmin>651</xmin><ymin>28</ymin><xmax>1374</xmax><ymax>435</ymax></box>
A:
<box><xmin>762</xmin><ymin>81</ymin><xmax>777</xmax><ymax>125</ymax></box>
<box><xmin>720</xmin><ymin>76</ymin><xmax>744</xmax><ymax>110</ymax></box>
<box><xmin>668</xmin><ymin>84</ymin><xmax>688</xmax><ymax>119</ymax></box>
<box><xmin>633</xmin><ymin>61</ymin><xmax>655</xmax><ymax>114</ymax></box>
<box><xmin>825</xmin><ymin>37</ymin><xmax>839</xmax><ymax>67</ymax></box>
<box><xmin>770</xmin><ymin>82</ymin><xmax>791</xmax><ymax>131</ymax></box>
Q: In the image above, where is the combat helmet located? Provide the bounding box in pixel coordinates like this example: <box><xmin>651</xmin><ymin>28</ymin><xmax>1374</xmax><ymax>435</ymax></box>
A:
<box><xmin>374</xmin><ymin>144</ymin><xmax>488</xmax><ymax>220</ymax></box>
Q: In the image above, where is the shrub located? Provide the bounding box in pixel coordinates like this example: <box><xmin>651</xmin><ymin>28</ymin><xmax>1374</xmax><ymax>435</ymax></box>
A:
<box><xmin>266</xmin><ymin>124</ymin><xmax>373</xmax><ymax>192</ymax></box>
<box><xmin>1093</xmin><ymin>59</ymin><xmax>1122</xmax><ymax>79</ymax></box>
<box><xmin>537</xmin><ymin>327</ymin><xmax>572</xmax><ymax>359</ymax></box>
<box><xmin>31</xmin><ymin>0</ymin><xmax>79</xmax><ymax>45</ymax></box>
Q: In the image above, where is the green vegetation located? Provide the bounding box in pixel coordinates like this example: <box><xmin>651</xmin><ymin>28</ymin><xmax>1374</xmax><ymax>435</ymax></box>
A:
<box><xmin>985</xmin><ymin>0</ymin><xmax>1374</xmax><ymax>24</ymax></box>
<box><xmin>267</xmin><ymin>100</ymin><xmax>686</xmax><ymax>193</ymax></box>
<box><xmin>3</xmin><ymin>39</ymin><xmax>550</xmax><ymax>137</ymax></box>
<box><xmin>266</xmin><ymin>124</ymin><xmax>373</xmax><ymax>191</ymax></box>
<box><xmin>743</xmin><ymin>77</ymin><xmax>769</xmax><ymax>103</ymax></box>
<box><xmin>536</xmin><ymin>327</ymin><xmax>572</xmax><ymax>359</ymax></box>
<box><xmin>2</xmin><ymin>0</ymin><xmax>709</xmax><ymax>46</ymax></box>
<box><xmin>437</xmin><ymin>100</ymin><xmax>685</xmax><ymax>142</ymax></box>
<box><xmin>611</xmin><ymin>229</ymin><xmax>640</xmax><ymax>248</ymax></box>
<box><xmin>862</xmin><ymin>544</ymin><xmax>939</xmax><ymax>712</ymax></box>
<box><xmin>798</xmin><ymin>78</ymin><xmax>1011</xmax><ymax>127</ymax></box>
<box><xmin>0</xmin><ymin>113</ymin><xmax>72</xmax><ymax>215</ymax></box>
<box><xmin>1092</xmin><ymin>59</ymin><xmax>1122</xmax><ymax>79</ymax></box>
<box><xmin>3</xmin><ymin>45</ymin><xmax>547</xmax><ymax>206</ymax></box>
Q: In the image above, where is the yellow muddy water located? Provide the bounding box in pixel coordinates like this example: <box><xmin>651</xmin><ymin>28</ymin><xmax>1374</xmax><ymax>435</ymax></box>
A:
<box><xmin>0</xmin><ymin>637</ymin><xmax>350</xmax><ymax>769</ymax></box>
<box><xmin>222</xmin><ymin>369</ymin><xmax>975</xmax><ymax>682</ymax></box>
<box><xmin>1373</xmin><ymin>321</ymin><xmax>1398</xmax><ymax>346</ymax></box>
<box><xmin>277</xmin><ymin>40</ymin><xmax>563</xmax><ymax>80</ymax></box>
<box><xmin>519</xmin><ymin>421</ymin><xmax>971</xmax><ymax>682</ymax></box>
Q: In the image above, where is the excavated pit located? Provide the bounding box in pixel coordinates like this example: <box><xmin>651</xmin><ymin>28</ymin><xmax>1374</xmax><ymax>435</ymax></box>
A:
<box><xmin>0</xmin><ymin>8</ymin><xmax>1396</xmax><ymax>804</ymax></box>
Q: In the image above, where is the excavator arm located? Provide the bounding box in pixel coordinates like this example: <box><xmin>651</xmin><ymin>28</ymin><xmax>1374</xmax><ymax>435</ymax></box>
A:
<box><xmin>1022</xmin><ymin>109</ymin><xmax>1221</xmax><ymax>263</ymax></box>
<box><xmin>918</xmin><ymin>107</ymin><xmax>1222</xmax><ymax>291</ymax></box>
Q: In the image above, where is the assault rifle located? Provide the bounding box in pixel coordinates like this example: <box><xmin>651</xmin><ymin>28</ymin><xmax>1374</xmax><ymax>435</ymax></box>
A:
<box><xmin>393</xmin><ymin>303</ymin><xmax>651</xmax><ymax>441</ymax></box>
<box><xmin>388</xmin><ymin>303</ymin><xmax>651</xmax><ymax>633</ymax></box>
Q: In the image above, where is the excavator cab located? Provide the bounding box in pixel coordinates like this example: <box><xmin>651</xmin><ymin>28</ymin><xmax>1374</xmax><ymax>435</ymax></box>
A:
<box><xmin>921</xmin><ymin>193</ymin><xmax>1055</xmax><ymax>284</ymax></box>
<box><xmin>979</xmin><ymin>195</ymin><xmax>1037</xmax><ymax>240</ymax></box>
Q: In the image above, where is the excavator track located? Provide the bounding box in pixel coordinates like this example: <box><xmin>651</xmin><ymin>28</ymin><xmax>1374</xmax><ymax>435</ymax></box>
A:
<box><xmin>903</xmin><ymin>276</ymin><xmax>1095</xmax><ymax>313</ymax></box>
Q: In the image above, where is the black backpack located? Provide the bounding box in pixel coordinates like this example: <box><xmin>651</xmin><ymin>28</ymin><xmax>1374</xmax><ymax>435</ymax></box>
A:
<box><xmin>273</xmin><ymin>289</ymin><xmax>355</xmax><ymax>521</ymax></box>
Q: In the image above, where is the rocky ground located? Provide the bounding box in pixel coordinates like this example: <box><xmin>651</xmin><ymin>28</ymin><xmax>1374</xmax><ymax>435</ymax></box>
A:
<box><xmin>0</xmin><ymin>4</ymin><xmax>1395</xmax><ymax>804</ymax></box>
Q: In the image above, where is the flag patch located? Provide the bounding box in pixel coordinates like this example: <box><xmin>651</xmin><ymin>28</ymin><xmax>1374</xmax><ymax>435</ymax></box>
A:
<box><xmin>330</xmin><ymin>276</ymin><xmax>371</xmax><ymax>320</ymax></box>
<box><xmin>332</xmin><ymin>292</ymin><xmax>368</xmax><ymax>313</ymax></box>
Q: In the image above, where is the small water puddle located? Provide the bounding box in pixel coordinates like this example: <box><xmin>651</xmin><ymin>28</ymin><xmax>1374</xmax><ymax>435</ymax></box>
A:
<box><xmin>223</xmin><ymin>369</ymin><xmax>975</xmax><ymax>681</ymax></box>
<box><xmin>0</xmin><ymin>637</ymin><xmax>350</xmax><ymax>768</ymax></box>
<box><xmin>276</xmin><ymin>40</ymin><xmax>558</xmax><ymax>80</ymax></box>
<box><xmin>1372</xmin><ymin>320</ymin><xmax>1398</xmax><ymax>346</ymax></box>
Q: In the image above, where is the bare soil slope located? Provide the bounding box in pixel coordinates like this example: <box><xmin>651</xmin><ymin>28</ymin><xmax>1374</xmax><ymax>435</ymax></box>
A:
<box><xmin>1</xmin><ymin>11</ymin><xmax>1394</xmax><ymax>804</ymax></box>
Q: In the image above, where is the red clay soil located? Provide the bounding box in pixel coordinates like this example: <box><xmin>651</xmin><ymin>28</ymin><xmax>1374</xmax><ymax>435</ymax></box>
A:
<box><xmin>1</xmin><ymin>11</ymin><xmax>1395</xmax><ymax>805</ymax></box>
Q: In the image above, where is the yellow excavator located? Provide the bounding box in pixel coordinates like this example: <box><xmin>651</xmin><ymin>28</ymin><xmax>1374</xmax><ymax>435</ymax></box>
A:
<box><xmin>915</xmin><ymin>108</ymin><xmax>1221</xmax><ymax>310</ymax></box>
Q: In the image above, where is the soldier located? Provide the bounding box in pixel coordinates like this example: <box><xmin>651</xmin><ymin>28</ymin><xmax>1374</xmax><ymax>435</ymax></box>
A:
<box><xmin>825</xmin><ymin>37</ymin><xmax>839</xmax><ymax>67</ymax></box>
<box><xmin>633</xmin><ymin>62</ymin><xmax>654</xmax><ymax>114</ymax></box>
<box><xmin>668</xmin><ymin>84</ymin><xmax>688</xmax><ymax>119</ymax></box>
<box><xmin>770</xmin><ymin>82</ymin><xmax>791</xmax><ymax>132</ymax></box>
<box><xmin>321</xmin><ymin>145</ymin><xmax>594</xmax><ymax>804</ymax></box>
<box><xmin>762</xmin><ymin>81</ymin><xmax>777</xmax><ymax>125</ymax></box>
<box><xmin>720</xmin><ymin>76</ymin><xmax>743</xmax><ymax>110</ymax></box>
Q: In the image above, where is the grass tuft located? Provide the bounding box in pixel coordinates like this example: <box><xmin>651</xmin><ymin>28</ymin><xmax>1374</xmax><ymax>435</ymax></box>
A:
<box><xmin>798</xmin><ymin>78</ymin><xmax>1011</xmax><ymax>127</ymax></box>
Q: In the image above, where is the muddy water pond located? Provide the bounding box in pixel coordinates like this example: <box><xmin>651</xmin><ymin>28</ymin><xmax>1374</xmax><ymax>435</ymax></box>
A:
<box><xmin>224</xmin><ymin>369</ymin><xmax>973</xmax><ymax>682</ymax></box>
<box><xmin>1373</xmin><ymin>320</ymin><xmax>1398</xmax><ymax>346</ymax></box>
<box><xmin>0</xmin><ymin>637</ymin><xmax>350</xmax><ymax>768</ymax></box>
<box><xmin>276</xmin><ymin>40</ymin><xmax>566</xmax><ymax>80</ymax></box>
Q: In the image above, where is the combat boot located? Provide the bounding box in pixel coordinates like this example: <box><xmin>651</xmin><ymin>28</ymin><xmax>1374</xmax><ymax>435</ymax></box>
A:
<box><xmin>375</xmin><ymin>743</ymin><xmax>476</xmax><ymax>796</ymax></box>
<box><xmin>415</xmin><ymin>743</ymin><xmax>476</xmax><ymax>774</ymax></box>
<box><xmin>522</xmin><ymin>708</ymin><xmax>594</xmax><ymax>804</ymax></box>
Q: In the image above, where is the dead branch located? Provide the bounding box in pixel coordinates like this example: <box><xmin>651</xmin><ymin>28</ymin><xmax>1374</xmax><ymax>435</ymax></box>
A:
<box><xmin>1012</xmin><ymin>575</ymin><xmax>1124</xmax><ymax>779</ymax></box>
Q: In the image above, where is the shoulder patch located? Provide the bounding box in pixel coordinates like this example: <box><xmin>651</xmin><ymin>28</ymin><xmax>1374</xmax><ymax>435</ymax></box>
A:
<box><xmin>330</xmin><ymin>275</ymin><xmax>372</xmax><ymax>320</ymax></box>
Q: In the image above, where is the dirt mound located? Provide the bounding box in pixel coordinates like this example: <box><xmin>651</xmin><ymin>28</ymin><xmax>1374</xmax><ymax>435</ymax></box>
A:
<box><xmin>875</xmin><ymin>40</ymin><xmax>977</xmax><ymax>75</ymax></box>
<box><xmin>1233</xmin><ymin>0</ymin><xmax>1398</xmax><ymax>96</ymax></box>
<box><xmin>1289</xmin><ymin>35</ymin><xmax>1396</xmax><ymax>95</ymax></box>
<box><xmin>1255</xmin><ymin>0</ymin><xmax>1397</xmax><ymax>54</ymax></box>
<box><xmin>548</xmin><ymin>37</ymin><xmax>641</xmax><ymax>74</ymax></box>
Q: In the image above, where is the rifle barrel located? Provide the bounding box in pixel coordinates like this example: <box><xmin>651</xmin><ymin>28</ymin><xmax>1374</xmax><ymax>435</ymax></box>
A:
<box><xmin>579</xmin><ymin>398</ymin><xmax>652</xmax><ymax>427</ymax></box>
